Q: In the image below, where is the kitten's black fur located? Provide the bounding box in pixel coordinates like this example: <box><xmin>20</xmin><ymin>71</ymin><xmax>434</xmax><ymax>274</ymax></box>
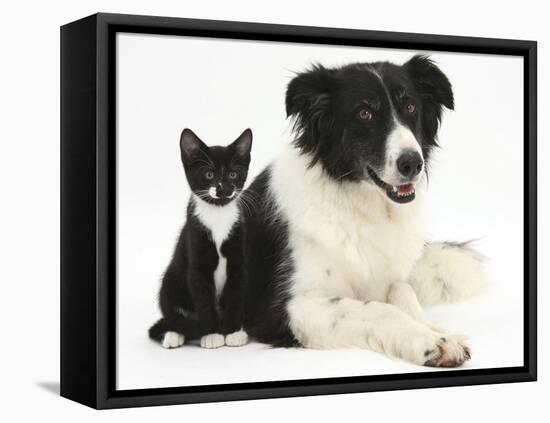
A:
<box><xmin>149</xmin><ymin>128</ymin><xmax>253</xmax><ymax>347</ymax></box>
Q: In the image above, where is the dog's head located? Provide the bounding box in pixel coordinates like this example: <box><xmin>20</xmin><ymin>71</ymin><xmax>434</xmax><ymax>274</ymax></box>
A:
<box><xmin>286</xmin><ymin>55</ymin><xmax>454</xmax><ymax>204</ymax></box>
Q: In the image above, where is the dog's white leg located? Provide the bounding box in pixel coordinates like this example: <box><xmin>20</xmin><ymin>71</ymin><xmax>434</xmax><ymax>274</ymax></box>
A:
<box><xmin>288</xmin><ymin>296</ymin><xmax>470</xmax><ymax>367</ymax></box>
<box><xmin>387</xmin><ymin>282</ymin><xmax>442</xmax><ymax>332</ymax></box>
<box><xmin>408</xmin><ymin>241</ymin><xmax>488</xmax><ymax>307</ymax></box>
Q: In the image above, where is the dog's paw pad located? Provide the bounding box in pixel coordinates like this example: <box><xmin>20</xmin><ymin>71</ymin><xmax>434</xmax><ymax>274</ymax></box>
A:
<box><xmin>200</xmin><ymin>333</ymin><xmax>225</xmax><ymax>349</ymax></box>
<box><xmin>225</xmin><ymin>330</ymin><xmax>248</xmax><ymax>347</ymax></box>
<box><xmin>424</xmin><ymin>336</ymin><xmax>471</xmax><ymax>367</ymax></box>
<box><xmin>162</xmin><ymin>331</ymin><xmax>185</xmax><ymax>349</ymax></box>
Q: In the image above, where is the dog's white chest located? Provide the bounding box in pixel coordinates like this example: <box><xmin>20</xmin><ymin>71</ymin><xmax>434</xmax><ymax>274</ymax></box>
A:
<box><xmin>315</xmin><ymin>206</ymin><xmax>424</xmax><ymax>299</ymax></box>
<box><xmin>193</xmin><ymin>197</ymin><xmax>239</xmax><ymax>297</ymax></box>
<box><xmin>271</xmin><ymin>148</ymin><xmax>425</xmax><ymax>302</ymax></box>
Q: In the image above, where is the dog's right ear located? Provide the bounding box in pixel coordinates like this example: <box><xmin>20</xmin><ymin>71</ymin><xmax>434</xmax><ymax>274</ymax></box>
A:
<box><xmin>285</xmin><ymin>64</ymin><xmax>336</xmax><ymax>118</ymax></box>
<box><xmin>285</xmin><ymin>65</ymin><xmax>337</xmax><ymax>159</ymax></box>
<box><xmin>180</xmin><ymin>128</ymin><xmax>207</xmax><ymax>165</ymax></box>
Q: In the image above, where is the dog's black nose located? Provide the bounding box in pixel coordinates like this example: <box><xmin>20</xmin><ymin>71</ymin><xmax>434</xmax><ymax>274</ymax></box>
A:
<box><xmin>396</xmin><ymin>150</ymin><xmax>423</xmax><ymax>179</ymax></box>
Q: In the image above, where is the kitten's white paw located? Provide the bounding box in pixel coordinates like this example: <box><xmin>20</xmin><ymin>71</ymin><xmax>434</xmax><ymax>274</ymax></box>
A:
<box><xmin>162</xmin><ymin>331</ymin><xmax>185</xmax><ymax>349</ymax></box>
<box><xmin>225</xmin><ymin>330</ymin><xmax>248</xmax><ymax>347</ymax></box>
<box><xmin>200</xmin><ymin>333</ymin><xmax>225</xmax><ymax>349</ymax></box>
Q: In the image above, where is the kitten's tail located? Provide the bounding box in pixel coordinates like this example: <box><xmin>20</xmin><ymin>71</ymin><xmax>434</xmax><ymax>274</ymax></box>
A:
<box><xmin>148</xmin><ymin>315</ymin><xmax>204</xmax><ymax>342</ymax></box>
<box><xmin>148</xmin><ymin>318</ymin><xmax>170</xmax><ymax>342</ymax></box>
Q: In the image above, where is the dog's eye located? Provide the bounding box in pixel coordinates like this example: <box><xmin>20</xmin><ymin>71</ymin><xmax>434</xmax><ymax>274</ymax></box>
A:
<box><xmin>358</xmin><ymin>108</ymin><xmax>373</xmax><ymax>121</ymax></box>
<box><xmin>204</xmin><ymin>170</ymin><xmax>214</xmax><ymax>180</ymax></box>
<box><xmin>228</xmin><ymin>171</ymin><xmax>238</xmax><ymax>180</ymax></box>
<box><xmin>406</xmin><ymin>103</ymin><xmax>416</xmax><ymax>114</ymax></box>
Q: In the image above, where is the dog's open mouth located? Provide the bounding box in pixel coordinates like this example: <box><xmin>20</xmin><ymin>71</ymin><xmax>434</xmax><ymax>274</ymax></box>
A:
<box><xmin>367</xmin><ymin>168</ymin><xmax>416</xmax><ymax>204</ymax></box>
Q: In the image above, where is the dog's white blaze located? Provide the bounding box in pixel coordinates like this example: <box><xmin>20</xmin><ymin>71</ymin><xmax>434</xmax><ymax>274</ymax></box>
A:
<box><xmin>383</xmin><ymin>120</ymin><xmax>423</xmax><ymax>182</ymax></box>
<box><xmin>193</xmin><ymin>196</ymin><xmax>239</xmax><ymax>297</ymax></box>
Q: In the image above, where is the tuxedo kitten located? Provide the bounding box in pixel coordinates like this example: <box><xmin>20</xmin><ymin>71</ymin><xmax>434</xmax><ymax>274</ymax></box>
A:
<box><xmin>149</xmin><ymin>128</ymin><xmax>253</xmax><ymax>349</ymax></box>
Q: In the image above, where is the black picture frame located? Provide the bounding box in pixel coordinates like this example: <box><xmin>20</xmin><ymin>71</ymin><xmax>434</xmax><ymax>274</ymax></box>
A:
<box><xmin>60</xmin><ymin>12</ymin><xmax>537</xmax><ymax>409</ymax></box>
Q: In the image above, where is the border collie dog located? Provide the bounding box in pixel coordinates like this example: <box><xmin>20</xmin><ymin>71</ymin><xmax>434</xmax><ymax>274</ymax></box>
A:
<box><xmin>242</xmin><ymin>55</ymin><xmax>487</xmax><ymax>367</ymax></box>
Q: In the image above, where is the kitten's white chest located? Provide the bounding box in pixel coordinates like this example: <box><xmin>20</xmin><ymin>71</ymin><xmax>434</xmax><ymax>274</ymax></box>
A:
<box><xmin>193</xmin><ymin>197</ymin><xmax>240</xmax><ymax>297</ymax></box>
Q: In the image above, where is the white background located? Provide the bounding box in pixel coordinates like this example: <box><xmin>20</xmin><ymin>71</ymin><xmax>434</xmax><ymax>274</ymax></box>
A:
<box><xmin>1</xmin><ymin>0</ymin><xmax>547</xmax><ymax>421</ymax></box>
<box><xmin>117</xmin><ymin>35</ymin><xmax>524</xmax><ymax>389</ymax></box>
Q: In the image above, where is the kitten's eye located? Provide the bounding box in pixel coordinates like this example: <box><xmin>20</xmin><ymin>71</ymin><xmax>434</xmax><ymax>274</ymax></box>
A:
<box><xmin>358</xmin><ymin>108</ymin><xmax>373</xmax><ymax>121</ymax></box>
<box><xmin>204</xmin><ymin>170</ymin><xmax>214</xmax><ymax>180</ymax></box>
<box><xmin>406</xmin><ymin>103</ymin><xmax>416</xmax><ymax>114</ymax></box>
<box><xmin>228</xmin><ymin>171</ymin><xmax>238</xmax><ymax>180</ymax></box>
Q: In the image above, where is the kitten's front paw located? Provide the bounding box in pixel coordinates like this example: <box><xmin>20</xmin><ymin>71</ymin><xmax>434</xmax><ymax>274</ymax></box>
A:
<box><xmin>200</xmin><ymin>333</ymin><xmax>225</xmax><ymax>349</ymax></box>
<box><xmin>225</xmin><ymin>330</ymin><xmax>248</xmax><ymax>347</ymax></box>
<box><xmin>162</xmin><ymin>331</ymin><xmax>185</xmax><ymax>349</ymax></box>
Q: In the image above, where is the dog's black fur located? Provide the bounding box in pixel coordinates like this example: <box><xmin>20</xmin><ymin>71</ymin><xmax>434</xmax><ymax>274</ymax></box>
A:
<box><xmin>242</xmin><ymin>55</ymin><xmax>454</xmax><ymax>346</ymax></box>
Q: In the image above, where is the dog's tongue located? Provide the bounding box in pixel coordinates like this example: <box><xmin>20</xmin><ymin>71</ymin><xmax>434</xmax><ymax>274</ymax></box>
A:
<box><xmin>397</xmin><ymin>183</ymin><xmax>414</xmax><ymax>194</ymax></box>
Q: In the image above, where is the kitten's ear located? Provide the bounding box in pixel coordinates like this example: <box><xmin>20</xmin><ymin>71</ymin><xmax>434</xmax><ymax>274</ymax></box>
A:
<box><xmin>230</xmin><ymin>128</ymin><xmax>253</xmax><ymax>163</ymax></box>
<box><xmin>180</xmin><ymin>128</ymin><xmax>206</xmax><ymax>164</ymax></box>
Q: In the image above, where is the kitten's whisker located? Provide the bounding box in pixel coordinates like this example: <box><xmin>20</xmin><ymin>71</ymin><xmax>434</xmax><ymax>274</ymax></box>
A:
<box><xmin>242</xmin><ymin>191</ymin><xmax>259</xmax><ymax>208</ymax></box>
<box><xmin>238</xmin><ymin>190</ymin><xmax>259</xmax><ymax>217</ymax></box>
<box><xmin>193</xmin><ymin>189</ymin><xmax>213</xmax><ymax>202</ymax></box>
<box><xmin>337</xmin><ymin>170</ymin><xmax>353</xmax><ymax>180</ymax></box>
<box><xmin>236</xmin><ymin>191</ymin><xmax>250</xmax><ymax>215</ymax></box>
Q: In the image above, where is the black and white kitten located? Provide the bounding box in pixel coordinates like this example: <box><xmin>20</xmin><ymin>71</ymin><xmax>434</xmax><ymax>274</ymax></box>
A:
<box><xmin>149</xmin><ymin>128</ymin><xmax>252</xmax><ymax>349</ymax></box>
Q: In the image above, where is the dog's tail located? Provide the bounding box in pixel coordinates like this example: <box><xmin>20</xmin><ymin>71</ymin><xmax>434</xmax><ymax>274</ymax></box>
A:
<box><xmin>148</xmin><ymin>315</ymin><xmax>204</xmax><ymax>342</ymax></box>
<box><xmin>408</xmin><ymin>241</ymin><xmax>488</xmax><ymax>307</ymax></box>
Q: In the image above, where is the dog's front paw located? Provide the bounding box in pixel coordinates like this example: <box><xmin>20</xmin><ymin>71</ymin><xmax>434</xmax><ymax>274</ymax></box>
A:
<box><xmin>225</xmin><ymin>330</ymin><xmax>248</xmax><ymax>347</ymax></box>
<box><xmin>424</xmin><ymin>335</ymin><xmax>471</xmax><ymax>368</ymax></box>
<box><xmin>200</xmin><ymin>333</ymin><xmax>225</xmax><ymax>349</ymax></box>
<box><xmin>162</xmin><ymin>331</ymin><xmax>185</xmax><ymax>349</ymax></box>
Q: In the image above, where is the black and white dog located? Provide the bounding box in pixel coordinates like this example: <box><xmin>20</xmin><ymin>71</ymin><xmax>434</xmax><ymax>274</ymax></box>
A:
<box><xmin>241</xmin><ymin>55</ymin><xmax>486</xmax><ymax>367</ymax></box>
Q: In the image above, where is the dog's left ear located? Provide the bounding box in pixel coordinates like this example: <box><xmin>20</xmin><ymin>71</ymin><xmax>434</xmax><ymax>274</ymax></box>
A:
<box><xmin>404</xmin><ymin>55</ymin><xmax>454</xmax><ymax>110</ymax></box>
<box><xmin>404</xmin><ymin>55</ymin><xmax>454</xmax><ymax>149</ymax></box>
